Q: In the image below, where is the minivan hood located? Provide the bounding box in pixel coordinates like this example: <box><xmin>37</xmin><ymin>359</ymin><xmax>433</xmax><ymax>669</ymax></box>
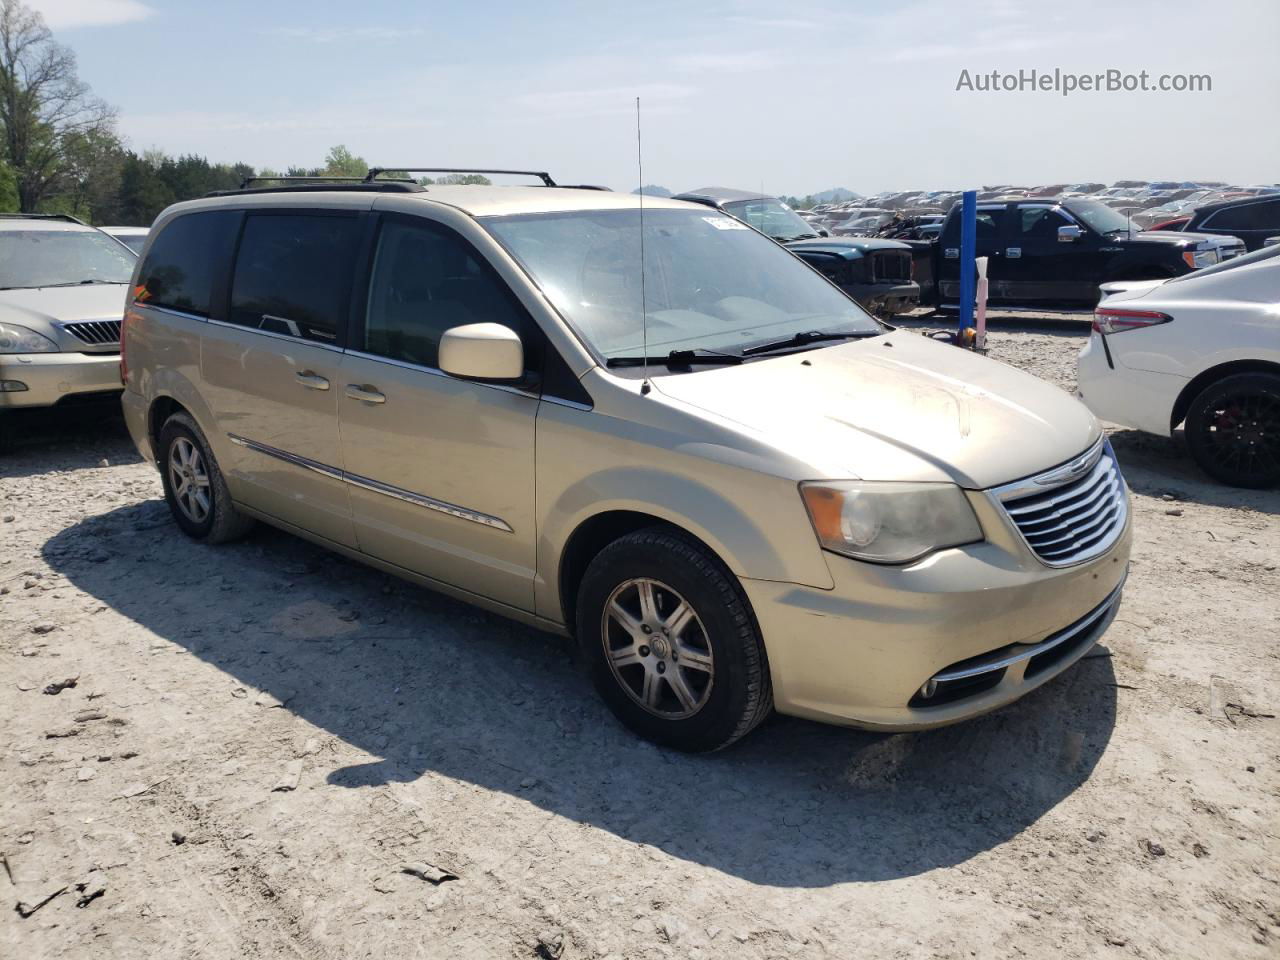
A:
<box><xmin>0</xmin><ymin>284</ymin><xmax>130</xmax><ymax>330</ymax></box>
<box><xmin>653</xmin><ymin>331</ymin><xmax>1099</xmax><ymax>489</ymax></box>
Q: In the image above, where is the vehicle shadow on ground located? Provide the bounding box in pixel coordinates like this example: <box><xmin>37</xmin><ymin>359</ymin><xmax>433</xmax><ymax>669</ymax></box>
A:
<box><xmin>1108</xmin><ymin>427</ymin><xmax>1280</xmax><ymax>515</ymax></box>
<box><xmin>45</xmin><ymin>502</ymin><xmax>1118</xmax><ymax>887</ymax></box>
<box><xmin>0</xmin><ymin>406</ymin><xmax>139</xmax><ymax>479</ymax></box>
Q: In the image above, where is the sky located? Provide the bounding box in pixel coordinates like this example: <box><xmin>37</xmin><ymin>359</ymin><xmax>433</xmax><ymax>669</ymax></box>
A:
<box><xmin>29</xmin><ymin>0</ymin><xmax>1280</xmax><ymax>196</ymax></box>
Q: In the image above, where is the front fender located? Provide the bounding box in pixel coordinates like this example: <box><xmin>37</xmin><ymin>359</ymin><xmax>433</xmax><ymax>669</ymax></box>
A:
<box><xmin>533</xmin><ymin>403</ymin><xmax>835</xmax><ymax>624</ymax></box>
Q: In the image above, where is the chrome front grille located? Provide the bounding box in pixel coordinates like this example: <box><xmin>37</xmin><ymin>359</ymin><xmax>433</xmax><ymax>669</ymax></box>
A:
<box><xmin>996</xmin><ymin>439</ymin><xmax>1128</xmax><ymax>566</ymax></box>
<box><xmin>64</xmin><ymin>319</ymin><xmax>122</xmax><ymax>345</ymax></box>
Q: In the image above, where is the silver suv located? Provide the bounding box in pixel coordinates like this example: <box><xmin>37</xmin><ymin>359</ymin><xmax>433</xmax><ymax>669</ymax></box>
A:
<box><xmin>0</xmin><ymin>214</ymin><xmax>137</xmax><ymax>438</ymax></box>
<box><xmin>121</xmin><ymin>173</ymin><xmax>1131</xmax><ymax>751</ymax></box>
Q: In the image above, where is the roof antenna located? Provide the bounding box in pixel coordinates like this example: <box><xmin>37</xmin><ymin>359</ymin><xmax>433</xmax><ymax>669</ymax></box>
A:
<box><xmin>636</xmin><ymin>96</ymin><xmax>651</xmax><ymax>396</ymax></box>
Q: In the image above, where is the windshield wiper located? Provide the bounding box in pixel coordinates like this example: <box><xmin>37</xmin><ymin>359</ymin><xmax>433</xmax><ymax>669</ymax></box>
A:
<box><xmin>41</xmin><ymin>279</ymin><xmax>128</xmax><ymax>287</ymax></box>
<box><xmin>606</xmin><ymin>348</ymin><xmax>745</xmax><ymax>370</ymax></box>
<box><xmin>775</xmin><ymin>232</ymin><xmax>821</xmax><ymax>242</ymax></box>
<box><xmin>741</xmin><ymin>329</ymin><xmax>880</xmax><ymax>357</ymax></box>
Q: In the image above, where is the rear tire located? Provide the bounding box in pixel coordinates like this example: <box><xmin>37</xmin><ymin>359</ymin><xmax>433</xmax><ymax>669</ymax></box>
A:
<box><xmin>576</xmin><ymin>526</ymin><xmax>772</xmax><ymax>752</ymax></box>
<box><xmin>158</xmin><ymin>411</ymin><xmax>255</xmax><ymax>542</ymax></box>
<box><xmin>1184</xmin><ymin>373</ymin><xmax>1280</xmax><ymax>489</ymax></box>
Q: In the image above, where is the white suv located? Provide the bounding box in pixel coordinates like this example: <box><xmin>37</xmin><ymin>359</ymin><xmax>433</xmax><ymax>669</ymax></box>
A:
<box><xmin>0</xmin><ymin>214</ymin><xmax>137</xmax><ymax>442</ymax></box>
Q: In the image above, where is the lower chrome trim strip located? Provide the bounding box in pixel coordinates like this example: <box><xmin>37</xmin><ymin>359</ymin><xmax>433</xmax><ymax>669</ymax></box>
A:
<box><xmin>933</xmin><ymin>570</ymin><xmax>1126</xmax><ymax>683</ymax></box>
<box><xmin>227</xmin><ymin>433</ymin><xmax>513</xmax><ymax>533</ymax></box>
<box><xmin>228</xmin><ymin>434</ymin><xmax>344</xmax><ymax>480</ymax></box>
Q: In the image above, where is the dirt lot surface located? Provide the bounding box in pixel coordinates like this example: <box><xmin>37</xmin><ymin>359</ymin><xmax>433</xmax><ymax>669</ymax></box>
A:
<box><xmin>3</xmin><ymin>326</ymin><xmax>1278</xmax><ymax>959</ymax></box>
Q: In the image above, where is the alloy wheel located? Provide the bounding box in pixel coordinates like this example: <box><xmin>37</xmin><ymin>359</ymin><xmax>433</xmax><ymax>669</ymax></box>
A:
<box><xmin>601</xmin><ymin>577</ymin><xmax>715</xmax><ymax>719</ymax></box>
<box><xmin>1199</xmin><ymin>392</ymin><xmax>1280</xmax><ymax>482</ymax></box>
<box><xmin>168</xmin><ymin>436</ymin><xmax>212</xmax><ymax>525</ymax></box>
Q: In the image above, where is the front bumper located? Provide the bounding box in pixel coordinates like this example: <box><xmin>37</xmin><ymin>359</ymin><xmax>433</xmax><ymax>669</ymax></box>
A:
<box><xmin>0</xmin><ymin>352</ymin><xmax>122</xmax><ymax>409</ymax></box>
<box><xmin>843</xmin><ymin>281</ymin><xmax>920</xmax><ymax>315</ymax></box>
<box><xmin>741</xmin><ymin>499</ymin><xmax>1132</xmax><ymax>730</ymax></box>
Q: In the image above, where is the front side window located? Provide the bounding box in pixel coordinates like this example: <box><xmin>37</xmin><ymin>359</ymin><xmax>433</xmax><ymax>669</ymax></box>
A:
<box><xmin>362</xmin><ymin>218</ymin><xmax>531</xmax><ymax>369</ymax></box>
<box><xmin>1065</xmin><ymin>199</ymin><xmax>1132</xmax><ymax>236</ymax></box>
<box><xmin>136</xmin><ymin>211</ymin><xmax>238</xmax><ymax>316</ymax></box>
<box><xmin>0</xmin><ymin>228</ymin><xmax>135</xmax><ymax>290</ymax></box>
<box><xmin>483</xmin><ymin>208</ymin><xmax>879</xmax><ymax>362</ymax></box>
<box><xmin>1016</xmin><ymin>208</ymin><xmax>1071</xmax><ymax>239</ymax></box>
<box><xmin>228</xmin><ymin>213</ymin><xmax>361</xmax><ymax>343</ymax></box>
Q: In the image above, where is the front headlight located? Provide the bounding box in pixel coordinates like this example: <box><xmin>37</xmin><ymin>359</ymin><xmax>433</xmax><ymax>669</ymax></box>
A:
<box><xmin>1182</xmin><ymin>248</ymin><xmax>1218</xmax><ymax>270</ymax></box>
<box><xmin>0</xmin><ymin>322</ymin><xmax>58</xmax><ymax>354</ymax></box>
<box><xmin>800</xmin><ymin>481</ymin><xmax>983</xmax><ymax>564</ymax></box>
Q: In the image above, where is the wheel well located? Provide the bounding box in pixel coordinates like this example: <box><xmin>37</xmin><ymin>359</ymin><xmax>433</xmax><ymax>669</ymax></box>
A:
<box><xmin>147</xmin><ymin>396</ymin><xmax>186</xmax><ymax>461</ymax></box>
<box><xmin>1171</xmin><ymin>359</ymin><xmax>1280</xmax><ymax>431</ymax></box>
<box><xmin>557</xmin><ymin>511</ymin><xmax>711</xmax><ymax>636</ymax></box>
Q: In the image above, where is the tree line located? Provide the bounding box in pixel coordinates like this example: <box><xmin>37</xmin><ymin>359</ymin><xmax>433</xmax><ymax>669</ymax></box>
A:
<box><xmin>0</xmin><ymin>0</ymin><xmax>486</xmax><ymax>226</ymax></box>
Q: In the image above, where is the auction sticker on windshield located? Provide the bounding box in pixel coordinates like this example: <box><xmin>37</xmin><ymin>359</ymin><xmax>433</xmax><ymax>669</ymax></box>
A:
<box><xmin>703</xmin><ymin>216</ymin><xmax>748</xmax><ymax>230</ymax></box>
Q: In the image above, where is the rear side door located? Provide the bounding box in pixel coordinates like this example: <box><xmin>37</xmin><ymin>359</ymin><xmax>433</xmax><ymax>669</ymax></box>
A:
<box><xmin>200</xmin><ymin>209</ymin><xmax>366</xmax><ymax>547</ymax></box>
<box><xmin>335</xmin><ymin>212</ymin><xmax>540</xmax><ymax>612</ymax></box>
<box><xmin>938</xmin><ymin>205</ymin><xmax>1009</xmax><ymax>302</ymax></box>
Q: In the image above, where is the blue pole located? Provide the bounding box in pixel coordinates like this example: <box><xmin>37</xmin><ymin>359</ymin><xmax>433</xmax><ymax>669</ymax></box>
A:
<box><xmin>958</xmin><ymin>189</ymin><xmax>977</xmax><ymax>332</ymax></box>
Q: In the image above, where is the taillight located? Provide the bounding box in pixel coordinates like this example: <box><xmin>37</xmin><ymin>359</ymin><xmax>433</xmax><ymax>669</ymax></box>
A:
<box><xmin>1092</xmin><ymin>306</ymin><xmax>1173</xmax><ymax>335</ymax></box>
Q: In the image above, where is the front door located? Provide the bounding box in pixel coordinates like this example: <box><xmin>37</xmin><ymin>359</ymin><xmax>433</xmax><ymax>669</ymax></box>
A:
<box><xmin>1002</xmin><ymin>205</ymin><xmax>1102</xmax><ymax>303</ymax></box>
<box><xmin>200</xmin><ymin>210</ymin><xmax>365</xmax><ymax>547</ymax></box>
<box><xmin>336</xmin><ymin>213</ymin><xmax>539</xmax><ymax>612</ymax></box>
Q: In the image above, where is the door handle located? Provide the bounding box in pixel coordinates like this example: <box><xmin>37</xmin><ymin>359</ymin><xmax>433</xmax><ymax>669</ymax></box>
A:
<box><xmin>1005</xmin><ymin>247</ymin><xmax>1022</xmax><ymax>258</ymax></box>
<box><xmin>345</xmin><ymin>384</ymin><xmax>386</xmax><ymax>404</ymax></box>
<box><xmin>295</xmin><ymin>371</ymin><xmax>330</xmax><ymax>391</ymax></box>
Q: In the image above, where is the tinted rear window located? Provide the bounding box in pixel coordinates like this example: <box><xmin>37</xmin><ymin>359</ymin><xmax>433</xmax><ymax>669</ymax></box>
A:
<box><xmin>136</xmin><ymin>211</ymin><xmax>239</xmax><ymax>316</ymax></box>
<box><xmin>228</xmin><ymin>213</ymin><xmax>361</xmax><ymax>343</ymax></box>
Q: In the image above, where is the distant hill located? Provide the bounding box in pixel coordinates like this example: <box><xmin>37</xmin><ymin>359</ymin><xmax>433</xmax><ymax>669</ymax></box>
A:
<box><xmin>812</xmin><ymin>187</ymin><xmax>860</xmax><ymax>203</ymax></box>
<box><xmin>632</xmin><ymin>184</ymin><xmax>673</xmax><ymax>197</ymax></box>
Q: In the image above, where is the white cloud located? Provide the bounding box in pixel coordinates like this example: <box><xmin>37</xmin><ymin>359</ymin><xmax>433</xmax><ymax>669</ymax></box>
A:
<box><xmin>26</xmin><ymin>0</ymin><xmax>154</xmax><ymax>29</ymax></box>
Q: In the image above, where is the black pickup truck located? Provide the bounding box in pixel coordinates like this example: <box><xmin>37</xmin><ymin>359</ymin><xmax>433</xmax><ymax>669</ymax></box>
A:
<box><xmin>673</xmin><ymin>187</ymin><xmax>920</xmax><ymax>316</ymax></box>
<box><xmin>918</xmin><ymin>197</ymin><xmax>1243</xmax><ymax>306</ymax></box>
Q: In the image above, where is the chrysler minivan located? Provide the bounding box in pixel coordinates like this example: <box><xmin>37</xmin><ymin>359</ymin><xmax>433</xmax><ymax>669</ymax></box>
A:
<box><xmin>121</xmin><ymin>176</ymin><xmax>1131</xmax><ymax>751</ymax></box>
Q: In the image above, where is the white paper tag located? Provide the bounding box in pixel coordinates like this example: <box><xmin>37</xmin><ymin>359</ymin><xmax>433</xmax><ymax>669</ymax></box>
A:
<box><xmin>703</xmin><ymin>216</ymin><xmax>748</xmax><ymax>230</ymax></box>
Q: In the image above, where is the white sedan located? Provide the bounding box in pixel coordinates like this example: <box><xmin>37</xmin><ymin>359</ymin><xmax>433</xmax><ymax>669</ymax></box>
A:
<box><xmin>1077</xmin><ymin>245</ymin><xmax>1280</xmax><ymax>488</ymax></box>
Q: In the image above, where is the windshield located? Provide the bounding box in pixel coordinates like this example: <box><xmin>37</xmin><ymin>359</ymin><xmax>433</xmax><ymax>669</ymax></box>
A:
<box><xmin>721</xmin><ymin>198</ymin><xmax>817</xmax><ymax>241</ymax></box>
<box><xmin>0</xmin><ymin>229</ymin><xmax>137</xmax><ymax>288</ymax></box>
<box><xmin>483</xmin><ymin>208</ymin><xmax>879</xmax><ymax>362</ymax></box>
<box><xmin>1066</xmin><ymin>199</ymin><xmax>1133</xmax><ymax>235</ymax></box>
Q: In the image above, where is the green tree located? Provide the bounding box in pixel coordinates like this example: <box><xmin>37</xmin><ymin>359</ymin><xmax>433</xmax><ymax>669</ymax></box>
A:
<box><xmin>321</xmin><ymin>144</ymin><xmax>367</xmax><ymax>178</ymax></box>
<box><xmin>0</xmin><ymin>0</ymin><xmax>115</xmax><ymax>211</ymax></box>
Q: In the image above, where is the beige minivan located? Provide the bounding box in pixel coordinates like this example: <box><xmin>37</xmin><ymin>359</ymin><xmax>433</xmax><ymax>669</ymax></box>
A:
<box><xmin>121</xmin><ymin>175</ymin><xmax>1131</xmax><ymax>751</ymax></box>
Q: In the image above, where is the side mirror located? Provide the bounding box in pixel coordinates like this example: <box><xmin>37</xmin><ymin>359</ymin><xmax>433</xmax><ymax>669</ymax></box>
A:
<box><xmin>439</xmin><ymin>323</ymin><xmax>524</xmax><ymax>382</ymax></box>
<box><xmin>1264</xmin><ymin>236</ymin><xmax>1280</xmax><ymax>247</ymax></box>
<box><xmin>1058</xmin><ymin>225</ymin><xmax>1082</xmax><ymax>243</ymax></box>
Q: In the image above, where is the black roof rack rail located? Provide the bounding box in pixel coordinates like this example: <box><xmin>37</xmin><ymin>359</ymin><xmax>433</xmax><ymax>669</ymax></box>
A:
<box><xmin>237</xmin><ymin>174</ymin><xmax>415</xmax><ymax>190</ymax></box>
<box><xmin>206</xmin><ymin>182</ymin><xmax>425</xmax><ymax>198</ymax></box>
<box><xmin>365</xmin><ymin>167</ymin><xmax>558</xmax><ymax>187</ymax></box>
<box><xmin>0</xmin><ymin>212</ymin><xmax>88</xmax><ymax>225</ymax></box>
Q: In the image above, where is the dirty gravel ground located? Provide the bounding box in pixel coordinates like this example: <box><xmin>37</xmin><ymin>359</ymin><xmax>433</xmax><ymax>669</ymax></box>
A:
<box><xmin>2</xmin><ymin>325</ymin><xmax>1277</xmax><ymax>960</ymax></box>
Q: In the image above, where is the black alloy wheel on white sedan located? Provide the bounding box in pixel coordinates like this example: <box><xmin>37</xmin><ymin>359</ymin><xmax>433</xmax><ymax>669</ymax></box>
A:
<box><xmin>1184</xmin><ymin>372</ymin><xmax>1280</xmax><ymax>489</ymax></box>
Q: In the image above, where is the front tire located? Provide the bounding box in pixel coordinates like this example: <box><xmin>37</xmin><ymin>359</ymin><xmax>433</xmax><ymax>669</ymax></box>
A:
<box><xmin>158</xmin><ymin>411</ymin><xmax>255</xmax><ymax>542</ymax></box>
<box><xmin>576</xmin><ymin>527</ymin><xmax>772</xmax><ymax>751</ymax></box>
<box><xmin>1184</xmin><ymin>373</ymin><xmax>1280</xmax><ymax>488</ymax></box>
